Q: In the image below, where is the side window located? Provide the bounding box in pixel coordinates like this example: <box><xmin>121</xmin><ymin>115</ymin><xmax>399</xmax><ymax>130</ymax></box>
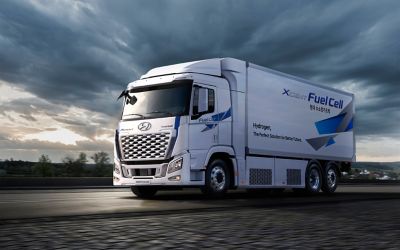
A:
<box><xmin>192</xmin><ymin>86</ymin><xmax>215</xmax><ymax>119</ymax></box>
<box><xmin>192</xmin><ymin>86</ymin><xmax>199</xmax><ymax>115</ymax></box>
<box><xmin>208</xmin><ymin>89</ymin><xmax>215</xmax><ymax>113</ymax></box>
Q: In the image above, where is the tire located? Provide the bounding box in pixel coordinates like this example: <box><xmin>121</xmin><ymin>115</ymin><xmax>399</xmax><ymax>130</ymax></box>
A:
<box><xmin>322</xmin><ymin>162</ymin><xmax>339</xmax><ymax>194</ymax></box>
<box><xmin>202</xmin><ymin>159</ymin><xmax>230</xmax><ymax>197</ymax></box>
<box><xmin>305</xmin><ymin>162</ymin><xmax>322</xmax><ymax>194</ymax></box>
<box><xmin>131</xmin><ymin>186</ymin><xmax>157</xmax><ymax>199</ymax></box>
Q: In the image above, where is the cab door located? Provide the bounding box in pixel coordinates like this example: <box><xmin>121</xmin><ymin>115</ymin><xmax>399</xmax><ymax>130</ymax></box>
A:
<box><xmin>189</xmin><ymin>83</ymin><xmax>218</xmax><ymax>153</ymax></box>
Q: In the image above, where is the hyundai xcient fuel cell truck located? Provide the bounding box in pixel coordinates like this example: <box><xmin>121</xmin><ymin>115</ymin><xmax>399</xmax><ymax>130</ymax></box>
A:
<box><xmin>113</xmin><ymin>58</ymin><xmax>355</xmax><ymax>198</ymax></box>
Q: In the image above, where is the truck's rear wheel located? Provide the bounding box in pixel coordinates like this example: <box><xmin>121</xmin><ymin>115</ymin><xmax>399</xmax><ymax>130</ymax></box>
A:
<box><xmin>131</xmin><ymin>186</ymin><xmax>157</xmax><ymax>199</ymax></box>
<box><xmin>202</xmin><ymin>159</ymin><xmax>230</xmax><ymax>197</ymax></box>
<box><xmin>322</xmin><ymin>162</ymin><xmax>339</xmax><ymax>194</ymax></box>
<box><xmin>305</xmin><ymin>162</ymin><xmax>322</xmax><ymax>194</ymax></box>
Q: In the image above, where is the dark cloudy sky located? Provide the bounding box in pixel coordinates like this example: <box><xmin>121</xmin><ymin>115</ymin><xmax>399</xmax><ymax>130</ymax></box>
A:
<box><xmin>0</xmin><ymin>0</ymin><xmax>399</xmax><ymax>162</ymax></box>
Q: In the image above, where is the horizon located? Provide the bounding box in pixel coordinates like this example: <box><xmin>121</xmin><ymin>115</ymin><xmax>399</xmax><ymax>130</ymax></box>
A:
<box><xmin>0</xmin><ymin>158</ymin><xmax>399</xmax><ymax>164</ymax></box>
<box><xmin>1</xmin><ymin>1</ymin><xmax>399</xmax><ymax>162</ymax></box>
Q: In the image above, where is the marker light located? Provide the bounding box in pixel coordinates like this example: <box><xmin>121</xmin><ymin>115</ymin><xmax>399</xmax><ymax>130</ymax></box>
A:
<box><xmin>114</xmin><ymin>164</ymin><xmax>120</xmax><ymax>175</ymax></box>
<box><xmin>168</xmin><ymin>175</ymin><xmax>181</xmax><ymax>181</ymax></box>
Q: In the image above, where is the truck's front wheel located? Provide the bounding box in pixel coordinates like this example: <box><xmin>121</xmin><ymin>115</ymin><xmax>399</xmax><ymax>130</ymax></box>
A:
<box><xmin>202</xmin><ymin>159</ymin><xmax>230</xmax><ymax>197</ymax></box>
<box><xmin>131</xmin><ymin>186</ymin><xmax>158</xmax><ymax>199</ymax></box>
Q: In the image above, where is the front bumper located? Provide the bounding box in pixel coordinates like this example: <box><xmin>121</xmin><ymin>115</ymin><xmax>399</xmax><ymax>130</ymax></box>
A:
<box><xmin>113</xmin><ymin>152</ymin><xmax>203</xmax><ymax>186</ymax></box>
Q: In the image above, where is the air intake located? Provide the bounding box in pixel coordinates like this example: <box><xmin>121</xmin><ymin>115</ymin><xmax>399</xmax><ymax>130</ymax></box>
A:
<box><xmin>249</xmin><ymin>169</ymin><xmax>272</xmax><ymax>185</ymax></box>
<box><xmin>287</xmin><ymin>169</ymin><xmax>301</xmax><ymax>185</ymax></box>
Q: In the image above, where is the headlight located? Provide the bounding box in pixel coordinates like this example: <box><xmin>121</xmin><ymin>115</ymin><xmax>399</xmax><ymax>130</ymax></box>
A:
<box><xmin>167</xmin><ymin>157</ymin><xmax>183</xmax><ymax>174</ymax></box>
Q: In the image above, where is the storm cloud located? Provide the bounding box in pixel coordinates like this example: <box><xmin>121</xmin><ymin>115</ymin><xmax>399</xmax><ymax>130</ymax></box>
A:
<box><xmin>0</xmin><ymin>0</ymin><xmax>399</xmax><ymax>161</ymax></box>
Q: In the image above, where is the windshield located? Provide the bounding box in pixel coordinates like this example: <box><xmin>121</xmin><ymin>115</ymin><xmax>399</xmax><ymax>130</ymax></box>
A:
<box><xmin>122</xmin><ymin>80</ymin><xmax>192</xmax><ymax>120</ymax></box>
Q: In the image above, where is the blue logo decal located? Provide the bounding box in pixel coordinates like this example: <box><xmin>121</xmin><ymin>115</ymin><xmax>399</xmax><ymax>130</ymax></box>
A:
<box><xmin>201</xmin><ymin>108</ymin><xmax>231</xmax><ymax>132</ymax></box>
<box><xmin>282</xmin><ymin>89</ymin><xmax>290</xmax><ymax>96</ymax></box>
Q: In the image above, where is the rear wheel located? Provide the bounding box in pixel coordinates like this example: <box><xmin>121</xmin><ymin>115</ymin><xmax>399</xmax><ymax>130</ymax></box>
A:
<box><xmin>305</xmin><ymin>162</ymin><xmax>322</xmax><ymax>194</ymax></box>
<box><xmin>322</xmin><ymin>162</ymin><xmax>339</xmax><ymax>194</ymax></box>
<box><xmin>131</xmin><ymin>186</ymin><xmax>158</xmax><ymax>199</ymax></box>
<box><xmin>202</xmin><ymin>159</ymin><xmax>230</xmax><ymax>197</ymax></box>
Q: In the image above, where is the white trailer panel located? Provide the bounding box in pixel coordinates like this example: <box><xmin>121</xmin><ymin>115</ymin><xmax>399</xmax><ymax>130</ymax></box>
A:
<box><xmin>246</xmin><ymin>65</ymin><xmax>355</xmax><ymax>162</ymax></box>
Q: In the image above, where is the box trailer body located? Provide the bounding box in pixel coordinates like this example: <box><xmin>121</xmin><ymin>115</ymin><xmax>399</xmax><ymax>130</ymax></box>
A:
<box><xmin>113</xmin><ymin>58</ymin><xmax>355</xmax><ymax>196</ymax></box>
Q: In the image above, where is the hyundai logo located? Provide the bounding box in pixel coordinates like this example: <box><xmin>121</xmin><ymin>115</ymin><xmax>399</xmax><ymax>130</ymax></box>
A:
<box><xmin>138</xmin><ymin>122</ymin><xmax>151</xmax><ymax>131</ymax></box>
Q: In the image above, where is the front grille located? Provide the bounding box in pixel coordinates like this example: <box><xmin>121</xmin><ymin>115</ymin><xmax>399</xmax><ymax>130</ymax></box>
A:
<box><xmin>120</xmin><ymin>132</ymin><xmax>170</xmax><ymax>160</ymax></box>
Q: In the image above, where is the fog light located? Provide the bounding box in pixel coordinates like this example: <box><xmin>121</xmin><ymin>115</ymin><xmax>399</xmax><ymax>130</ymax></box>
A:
<box><xmin>167</xmin><ymin>157</ymin><xmax>183</xmax><ymax>174</ymax></box>
<box><xmin>168</xmin><ymin>175</ymin><xmax>181</xmax><ymax>181</ymax></box>
<box><xmin>113</xmin><ymin>176</ymin><xmax>120</xmax><ymax>182</ymax></box>
<box><xmin>121</xmin><ymin>166</ymin><xmax>131</xmax><ymax>177</ymax></box>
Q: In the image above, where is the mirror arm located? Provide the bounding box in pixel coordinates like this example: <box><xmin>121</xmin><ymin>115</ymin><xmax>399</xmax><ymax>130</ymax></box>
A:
<box><xmin>117</xmin><ymin>90</ymin><xmax>128</xmax><ymax>100</ymax></box>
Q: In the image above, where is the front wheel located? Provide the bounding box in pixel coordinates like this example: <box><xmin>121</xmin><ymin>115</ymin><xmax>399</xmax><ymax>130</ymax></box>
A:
<box><xmin>202</xmin><ymin>159</ymin><xmax>230</xmax><ymax>197</ymax></box>
<box><xmin>322</xmin><ymin>162</ymin><xmax>339</xmax><ymax>194</ymax></box>
<box><xmin>131</xmin><ymin>186</ymin><xmax>158</xmax><ymax>199</ymax></box>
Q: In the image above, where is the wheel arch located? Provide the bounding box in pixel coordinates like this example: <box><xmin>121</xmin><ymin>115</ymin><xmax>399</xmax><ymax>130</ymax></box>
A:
<box><xmin>324</xmin><ymin>160</ymin><xmax>341</xmax><ymax>177</ymax></box>
<box><xmin>307</xmin><ymin>159</ymin><xmax>322</xmax><ymax>170</ymax></box>
<box><xmin>204</xmin><ymin>146</ymin><xmax>237</xmax><ymax>188</ymax></box>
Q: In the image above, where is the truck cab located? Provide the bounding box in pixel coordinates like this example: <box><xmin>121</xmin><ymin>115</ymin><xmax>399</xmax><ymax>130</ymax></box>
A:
<box><xmin>113</xmin><ymin>59</ymin><xmax>240</xmax><ymax>197</ymax></box>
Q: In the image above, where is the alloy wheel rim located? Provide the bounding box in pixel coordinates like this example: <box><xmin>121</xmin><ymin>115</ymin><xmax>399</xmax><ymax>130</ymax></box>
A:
<box><xmin>309</xmin><ymin>168</ymin><xmax>320</xmax><ymax>191</ymax></box>
<box><xmin>210</xmin><ymin>166</ymin><xmax>226</xmax><ymax>192</ymax></box>
<box><xmin>327</xmin><ymin>168</ymin><xmax>337</xmax><ymax>188</ymax></box>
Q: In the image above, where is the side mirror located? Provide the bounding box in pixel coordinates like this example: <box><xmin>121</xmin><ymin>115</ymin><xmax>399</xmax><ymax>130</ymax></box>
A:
<box><xmin>129</xmin><ymin>95</ymin><xmax>137</xmax><ymax>105</ymax></box>
<box><xmin>125</xmin><ymin>94</ymin><xmax>137</xmax><ymax>105</ymax></box>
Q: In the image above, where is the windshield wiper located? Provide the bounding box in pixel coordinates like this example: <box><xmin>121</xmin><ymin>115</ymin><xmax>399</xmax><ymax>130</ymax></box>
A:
<box><xmin>124</xmin><ymin>113</ymin><xmax>144</xmax><ymax>119</ymax></box>
<box><xmin>146</xmin><ymin>111</ymin><xmax>174</xmax><ymax>116</ymax></box>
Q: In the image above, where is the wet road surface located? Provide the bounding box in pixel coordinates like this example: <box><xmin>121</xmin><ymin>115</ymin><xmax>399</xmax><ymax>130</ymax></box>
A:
<box><xmin>0</xmin><ymin>185</ymin><xmax>399</xmax><ymax>249</ymax></box>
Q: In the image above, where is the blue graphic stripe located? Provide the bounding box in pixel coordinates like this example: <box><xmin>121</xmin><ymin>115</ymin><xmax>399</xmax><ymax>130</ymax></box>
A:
<box><xmin>211</xmin><ymin>108</ymin><xmax>232</xmax><ymax>122</ymax></box>
<box><xmin>315</xmin><ymin>113</ymin><xmax>346</xmax><ymax>134</ymax></box>
<box><xmin>345</xmin><ymin>118</ymin><xmax>353</xmax><ymax>132</ymax></box>
<box><xmin>202</xmin><ymin>108</ymin><xmax>231</xmax><ymax>132</ymax></box>
<box><xmin>325</xmin><ymin>137</ymin><xmax>336</xmax><ymax>147</ymax></box>
<box><xmin>174</xmin><ymin>116</ymin><xmax>180</xmax><ymax>136</ymax></box>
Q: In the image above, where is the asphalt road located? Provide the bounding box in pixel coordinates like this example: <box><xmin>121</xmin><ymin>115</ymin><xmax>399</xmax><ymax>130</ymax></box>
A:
<box><xmin>1</xmin><ymin>185</ymin><xmax>400</xmax><ymax>249</ymax></box>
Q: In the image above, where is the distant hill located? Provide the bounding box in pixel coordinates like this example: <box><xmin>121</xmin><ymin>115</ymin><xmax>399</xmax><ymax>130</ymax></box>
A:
<box><xmin>352</xmin><ymin>162</ymin><xmax>400</xmax><ymax>172</ymax></box>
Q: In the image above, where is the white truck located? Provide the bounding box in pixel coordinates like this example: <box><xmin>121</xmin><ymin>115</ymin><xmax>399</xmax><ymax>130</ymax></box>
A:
<box><xmin>113</xmin><ymin>58</ymin><xmax>355</xmax><ymax>198</ymax></box>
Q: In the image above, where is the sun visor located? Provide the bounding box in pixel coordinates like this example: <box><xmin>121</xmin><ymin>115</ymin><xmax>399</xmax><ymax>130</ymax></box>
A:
<box><xmin>141</xmin><ymin>58</ymin><xmax>222</xmax><ymax>79</ymax></box>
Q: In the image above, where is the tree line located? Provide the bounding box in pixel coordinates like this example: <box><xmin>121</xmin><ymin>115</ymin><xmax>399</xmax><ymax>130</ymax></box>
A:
<box><xmin>0</xmin><ymin>152</ymin><xmax>113</xmax><ymax>177</ymax></box>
